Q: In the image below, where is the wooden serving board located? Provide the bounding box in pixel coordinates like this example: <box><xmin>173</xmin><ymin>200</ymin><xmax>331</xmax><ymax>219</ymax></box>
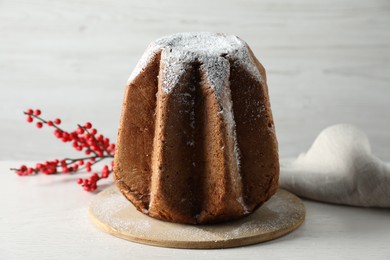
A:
<box><xmin>89</xmin><ymin>186</ymin><xmax>305</xmax><ymax>249</ymax></box>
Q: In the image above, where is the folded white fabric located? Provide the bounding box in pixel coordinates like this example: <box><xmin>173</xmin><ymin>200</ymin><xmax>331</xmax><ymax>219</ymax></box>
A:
<box><xmin>280</xmin><ymin>124</ymin><xmax>390</xmax><ymax>207</ymax></box>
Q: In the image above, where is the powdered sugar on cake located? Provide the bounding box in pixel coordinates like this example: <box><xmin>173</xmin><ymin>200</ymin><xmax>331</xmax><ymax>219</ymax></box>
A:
<box><xmin>128</xmin><ymin>32</ymin><xmax>263</xmax><ymax>90</ymax></box>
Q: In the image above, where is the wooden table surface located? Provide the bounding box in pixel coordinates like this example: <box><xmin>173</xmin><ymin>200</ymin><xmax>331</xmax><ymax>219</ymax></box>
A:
<box><xmin>1</xmin><ymin>0</ymin><xmax>389</xmax><ymax>259</ymax></box>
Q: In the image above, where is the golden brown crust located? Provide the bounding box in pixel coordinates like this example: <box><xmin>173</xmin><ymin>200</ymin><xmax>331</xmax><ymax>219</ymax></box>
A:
<box><xmin>114</xmin><ymin>51</ymin><xmax>161</xmax><ymax>211</ymax></box>
<box><xmin>229</xmin><ymin>60</ymin><xmax>279</xmax><ymax>213</ymax></box>
<box><xmin>114</xmin><ymin>34</ymin><xmax>279</xmax><ymax>225</ymax></box>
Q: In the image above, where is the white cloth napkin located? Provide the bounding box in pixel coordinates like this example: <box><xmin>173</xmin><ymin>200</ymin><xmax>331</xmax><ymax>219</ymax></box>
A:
<box><xmin>280</xmin><ymin>124</ymin><xmax>390</xmax><ymax>207</ymax></box>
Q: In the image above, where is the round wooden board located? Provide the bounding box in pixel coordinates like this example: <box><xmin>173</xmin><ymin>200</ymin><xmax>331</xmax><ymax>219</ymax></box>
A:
<box><xmin>89</xmin><ymin>186</ymin><xmax>305</xmax><ymax>249</ymax></box>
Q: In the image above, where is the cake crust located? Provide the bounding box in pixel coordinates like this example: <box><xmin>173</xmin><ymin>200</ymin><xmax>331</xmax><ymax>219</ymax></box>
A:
<box><xmin>114</xmin><ymin>32</ymin><xmax>279</xmax><ymax>224</ymax></box>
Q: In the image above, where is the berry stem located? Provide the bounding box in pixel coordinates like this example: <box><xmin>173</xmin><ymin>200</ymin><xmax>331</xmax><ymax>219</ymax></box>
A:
<box><xmin>11</xmin><ymin>109</ymin><xmax>116</xmax><ymax>192</ymax></box>
<box><xmin>24</xmin><ymin>111</ymin><xmax>63</xmax><ymax>131</ymax></box>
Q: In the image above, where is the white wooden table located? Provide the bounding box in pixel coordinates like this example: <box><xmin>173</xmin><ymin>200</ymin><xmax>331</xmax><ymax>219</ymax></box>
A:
<box><xmin>1</xmin><ymin>0</ymin><xmax>389</xmax><ymax>259</ymax></box>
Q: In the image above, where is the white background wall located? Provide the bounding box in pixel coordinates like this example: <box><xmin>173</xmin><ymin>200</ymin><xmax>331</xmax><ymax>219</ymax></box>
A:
<box><xmin>1</xmin><ymin>0</ymin><xmax>389</xmax><ymax>161</ymax></box>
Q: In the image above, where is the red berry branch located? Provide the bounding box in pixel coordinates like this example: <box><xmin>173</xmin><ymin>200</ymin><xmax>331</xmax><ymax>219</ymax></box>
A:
<box><xmin>10</xmin><ymin>109</ymin><xmax>115</xmax><ymax>192</ymax></box>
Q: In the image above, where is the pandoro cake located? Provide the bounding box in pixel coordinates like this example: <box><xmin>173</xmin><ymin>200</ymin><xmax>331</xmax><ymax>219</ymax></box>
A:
<box><xmin>114</xmin><ymin>32</ymin><xmax>279</xmax><ymax>224</ymax></box>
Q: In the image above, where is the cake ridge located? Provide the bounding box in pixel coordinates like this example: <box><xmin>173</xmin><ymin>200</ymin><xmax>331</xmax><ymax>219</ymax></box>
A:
<box><xmin>200</xmin><ymin>58</ymin><xmax>247</xmax><ymax>208</ymax></box>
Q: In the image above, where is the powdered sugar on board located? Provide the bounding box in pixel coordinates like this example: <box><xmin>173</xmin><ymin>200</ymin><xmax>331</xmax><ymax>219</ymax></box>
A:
<box><xmin>89</xmin><ymin>186</ymin><xmax>305</xmax><ymax>249</ymax></box>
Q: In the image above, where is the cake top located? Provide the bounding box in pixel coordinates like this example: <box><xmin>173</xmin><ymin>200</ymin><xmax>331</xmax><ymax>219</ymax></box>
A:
<box><xmin>128</xmin><ymin>32</ymin><xmax>263</xmax><ymax>93</ymax></box>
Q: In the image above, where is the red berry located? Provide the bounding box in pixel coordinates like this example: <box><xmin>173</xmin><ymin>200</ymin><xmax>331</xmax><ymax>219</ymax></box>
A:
<box><xmin>77</xmin><ymin>178</ymin><xmax>83</xmax><ymax>184</ymax></box>
<box><xmin>47</xmin><ymin>121</ymin><xmax>53</xmax><ymax>126</ymax></box>
<box><xmin>91</xmin><ymin>173</ymin><xmax>99</xmax><ymax>181</ymax></box>
<box><xmin>78</xmin><ymin>160</ymin><xmax>84</xmax><ymax>165</ymax></box>
<box><xmin>61</xmin><ymin>132</ymin><xmax>70</xmax><ymax>142</ymax></box>
<box><xmin>27</xmin><ymin>116</ymin><xmax>33</xmax><ymax>123</ymax></box>
<box><xmin>34</xmin><ymin>109</ymin><xmax>41</xmax><ymax>116</ymax></box>
<box><xmin>84</xmin><ymin>185</ymin><xmax>92</xmax><ymax>192</ymax></box>
<box><xmin>90</xmin><ymin>128</ymin><xmax>97</xmax><ymax>135</ymax></box>
<box><xmin>76</xmin><ymin>127</ymin><xmax>84</xmax><ymax>134</ymax></box>
<box><xmin>84</xmin><ymin>122</ymin><xmax>92</xmax><ymax>129</ymax></box>
<box><xmin>26</xmin><ymin>109</ymin><xmax>33</xmax><ymax>115</ymax></box>
<box><xmin>70</xmin><ymin>131</ymin><xmax>77</xmax><ymax>137</ymax></box>
<box><xmin>54</xmin><ymin>129</ymin><xmax>63</xmax><ymax>138</ymax></box>
<box><xmin>91</xmin><ymin>183</ymin><xmax>97</xmax><ymax>191</ymax></box>
<box><xmin>54</xmin><ymin>118</ymin><xmax>61</xmax><ymax>125</ymax></box>
<box><xmin>48</xmin><ymin>168</ymin><xmax>57</xmax><ymax>174</ymax></box>
<box><xmin>36</xmin><ymin>122</ymin><xmax>43</xmax><ymax>128</ymax></box>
